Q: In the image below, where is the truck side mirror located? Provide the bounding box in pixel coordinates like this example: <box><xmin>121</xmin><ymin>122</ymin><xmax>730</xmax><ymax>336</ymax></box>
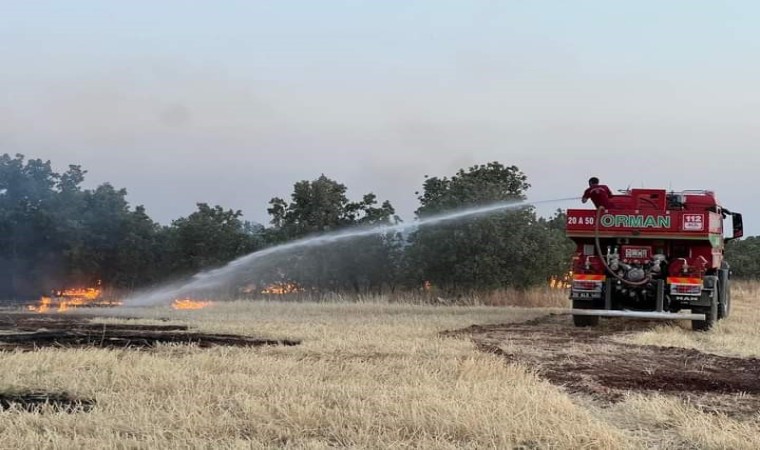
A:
<box><xmin>726</xmin><ymin>213</ymin><xmax>744</xmax><ymax>241</ymax></box>
<box><xmin>731</xmin><ymin>213</ymin><xmax>743</xmax><ymax>240</ymax></box>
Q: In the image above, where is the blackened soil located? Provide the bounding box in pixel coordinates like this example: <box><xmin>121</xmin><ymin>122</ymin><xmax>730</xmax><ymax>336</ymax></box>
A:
<box><xmin>0</xmin><ymin>391</ymin><xmax>95</xmax><ymax>413</ymax></box>
<box><xmin>0</xmin><ymin>313</ymin><xmax>300</xmax><ymax>351</ymax></box>
<box><xmin>445</xmin><ymin>314</ymin><xmax>760</xmax><ymax>406</ymax></box>
<box><xmin>0</xmin><ymin>330</ymin><xmax>300</xmax><ymax>350</ymax></box>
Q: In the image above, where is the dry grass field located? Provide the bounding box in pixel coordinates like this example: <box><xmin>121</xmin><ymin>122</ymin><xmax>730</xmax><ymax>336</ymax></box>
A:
<box><xmin>0</xmin><ymin>283</ymin><xmax>757</xmax><ymax>449</ymax></box>
<box><xmin>620</xmin><ymin>281</ymin><xmax>760</xmax><ymax>358</ymax></box>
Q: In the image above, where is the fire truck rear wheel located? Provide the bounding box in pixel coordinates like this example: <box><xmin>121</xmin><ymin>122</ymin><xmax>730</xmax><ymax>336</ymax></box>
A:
<box><xmin>692</xmin><ymin>284</ymin><xmax>719</xmax><ymax>332</ymax></box>
<box><xmin>719</xmin><ymin>276</ymin><xmax>730</xmax><ymax>320</ymax></box>
<box><xmin>572</xmin><ymin>300</ymin><xmax>599</xmax><ymax>327</ymax></box>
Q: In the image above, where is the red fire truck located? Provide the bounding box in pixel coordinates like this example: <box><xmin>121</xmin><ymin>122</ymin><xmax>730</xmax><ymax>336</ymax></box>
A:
<box><xmin>566</xmin><ymin>188</ymin><xmax>743</xmax><ymax>331</ymax></box>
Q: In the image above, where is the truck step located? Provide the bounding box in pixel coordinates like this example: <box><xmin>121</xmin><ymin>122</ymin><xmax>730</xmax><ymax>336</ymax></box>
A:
<box><xmin>569</xmin><ymin>309</ymin><xmax>706</xmax><ymax>320</ymax></box>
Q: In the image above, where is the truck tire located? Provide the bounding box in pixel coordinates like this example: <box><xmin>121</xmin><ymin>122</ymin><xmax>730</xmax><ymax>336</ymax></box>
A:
<box><xmin>719</xmin><ymin>274</ymin><xmax>731</xmax><ymax>320</ymax></box>
<box><xmin>572</xmin><ymin>299</ymin><xmax>599</xmax><ymax>327</ymax></box>
<box><xmin>692</xmin><ymin>282</ymin><xmax>719</xmax><ymax>331</ymax></box>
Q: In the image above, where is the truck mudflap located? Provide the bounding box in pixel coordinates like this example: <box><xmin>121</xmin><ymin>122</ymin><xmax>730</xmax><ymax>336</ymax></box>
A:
<box><xmin>570</xmin><ymin>309</ymin><xmax>706</xmax><ymax>320</ymax></box>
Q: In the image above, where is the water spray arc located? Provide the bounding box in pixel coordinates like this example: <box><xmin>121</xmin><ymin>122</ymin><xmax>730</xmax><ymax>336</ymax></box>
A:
<box><xmin>125</xmin><ymin>197</ymin><xmax>580</xmax><ymax>306</ymax></box>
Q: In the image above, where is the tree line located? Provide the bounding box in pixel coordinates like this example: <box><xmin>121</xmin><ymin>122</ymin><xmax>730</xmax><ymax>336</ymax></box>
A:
<box><xmin>725</xmin><ymin>237</ymin><xmax>760</xmax><ymax>279</ymax></box>
<box><xmin>5</xmin><ymin>153</ymin><xmax>755</xmax><ymax>300</ymax></box>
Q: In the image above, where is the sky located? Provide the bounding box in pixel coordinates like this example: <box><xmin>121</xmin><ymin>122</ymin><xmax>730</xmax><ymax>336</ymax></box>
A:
<box><xmin>1</xmin><ymin>1</ymin><xmax>759</xmax><ymax>234</ymax></box>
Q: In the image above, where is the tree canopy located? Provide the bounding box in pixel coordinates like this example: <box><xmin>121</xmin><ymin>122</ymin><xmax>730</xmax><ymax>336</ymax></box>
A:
<box><xmin>254</xmin><ymin>175</ymin><xmax>402</xmax><ymax>294</ymax></box>
<box><xmin>0</xmin><ymin>154</ymin><xmax>263</xmax><ymax>297</ymax></box>
<box><xmin>405</xmin><ymin>162</ymin><xmax>572</xmax><ymax>291</ymax></box>
<box><xmin>725</xmin><ymin>237</ymin><xmax>760</xmax><ymax>279</ymax></box>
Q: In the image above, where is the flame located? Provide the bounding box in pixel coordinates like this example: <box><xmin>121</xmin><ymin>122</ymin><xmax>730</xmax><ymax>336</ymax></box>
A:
<box><xmin>548</xmin><ymin>271</ymin><xmax>573</xmax><ymax>289</ymax></box>
<box><xmin>261</xmin><ymin>282</ymin><xmax>303</xmax><ymax>295</ymax></box>
<box><xmin>171</xmin><ymin>298</ymin><xmax>212</xmax><ymax>310</ymax></box>
<box><xmin>27</xmin><ymin>283</ymin><xmax>122</xmax><ymax>313</ymax></box>
<box><xmin>27</xmin><ymin>296</ymin><xmax>52</xmax><ymax>313</ymax></box>
<box><xmin>55</xmin><ymin>287</ymin><xmax>101</xmax><ymax>300</ymax></box>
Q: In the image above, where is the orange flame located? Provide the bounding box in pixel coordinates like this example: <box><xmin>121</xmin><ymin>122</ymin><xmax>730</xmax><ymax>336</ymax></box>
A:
<box><xmin>55</xmin><ymin>287</ymin><xmax>101</xmax><ymax>300</ymax></box>
<box><xmin>171</xmin><ymin>299</ymin><xmax>212</xmax><ymax>310</ymax></box>
<box><xmin>548</xmin><ymin>271</ymin><xmax>573</xmax><ymax>289</ymax></box>
<box><xmin>261</xmin><ymin>282</ymin><xmax>303</xmax><ymax>295</ymax></box>
<box><xmin>28</xmin><ymin>296</ymin><xmax>52</xmax><ymax>313</ymax></box>
<box><xmin>27</xmin><ymin>283</ymin><xmax>122</xmax><ymax>313</ymax></box>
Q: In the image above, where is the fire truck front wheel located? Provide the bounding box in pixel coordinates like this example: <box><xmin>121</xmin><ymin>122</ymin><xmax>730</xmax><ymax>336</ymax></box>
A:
<box><xmin>572</xmin><ymin>300</ymin><xmax>600</xmax><ymax>327</ymax></box>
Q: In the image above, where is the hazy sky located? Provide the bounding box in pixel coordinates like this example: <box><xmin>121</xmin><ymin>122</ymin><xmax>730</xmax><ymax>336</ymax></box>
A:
<box><xmin>2</xmin><ymin>1</ymin><xmax>759</xmax><ymax>234</ymax></box>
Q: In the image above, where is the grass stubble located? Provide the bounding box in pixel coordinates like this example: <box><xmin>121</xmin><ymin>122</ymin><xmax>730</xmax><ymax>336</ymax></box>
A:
<box><xmin>0</xmin><ymin>284</ymin><xmax>757</xmax><ymax>448</ymax></box>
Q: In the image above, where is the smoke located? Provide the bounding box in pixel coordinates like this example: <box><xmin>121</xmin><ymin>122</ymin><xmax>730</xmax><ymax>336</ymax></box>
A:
<box><xmin>123</xmin><ymin>196</ymin><xmax>579</xmax><ymax>306</ymax></box>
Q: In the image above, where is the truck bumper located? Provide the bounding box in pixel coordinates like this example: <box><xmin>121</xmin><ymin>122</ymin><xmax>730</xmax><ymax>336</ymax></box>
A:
<box><xmin>570</xmin><ymin>309</ymin><xmax>705</xmax><ymax>321</ymax></box>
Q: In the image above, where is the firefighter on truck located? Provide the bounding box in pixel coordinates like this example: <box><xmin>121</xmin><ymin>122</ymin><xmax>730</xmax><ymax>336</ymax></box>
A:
<box><xmin>581</xmin><ymin>177</ymin><xmax>613</xmax><ymax>210</ymax></box>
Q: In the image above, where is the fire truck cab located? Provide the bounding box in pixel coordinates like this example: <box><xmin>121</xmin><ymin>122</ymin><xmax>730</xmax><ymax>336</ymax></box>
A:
<box><xmin>565</xmin><ymin>188</ymin><xmax>743</xmax><ymax>331</ymax></box>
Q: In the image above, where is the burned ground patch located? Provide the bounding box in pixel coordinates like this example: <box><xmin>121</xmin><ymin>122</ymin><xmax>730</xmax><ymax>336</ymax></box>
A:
<box><xmin>446</xmin><ymin>314</ymin><xmax>760</xmax><ymax>412</ymax></box>
<box><xmin>0</xmin><ymin>391</ymin><xmax>95</xmax><ymax>413</ymax></box>
<box><xmin>0</xmin><ymin>313</ymin><xmax>300</xmax><ymax>351</ymax></box>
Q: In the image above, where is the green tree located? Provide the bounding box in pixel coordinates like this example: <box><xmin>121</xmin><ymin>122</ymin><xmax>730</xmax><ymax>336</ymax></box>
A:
<box><xmin>63</xmin><ymin>183</ymin><xmax>132</xmax><ymax>284</ymax></box>
<box><xmin>725</xmin><ymin>237</ymin><xmax>760</xmax><ymax>279</ymax></box>
<box><xmin>267</xmin><ymin>175</ymin><xmax>397</xmax><ymax>239</ymax></box>
<box><xmin>258</xmin><ymin>175</ymin><xmax>401</xmax><ymax>294</ymax></box>
<box><xmin>415</xmin><ymin>162</ymin><xmax>529</xmax><ymax>216</ymax></box>
<box><xmin>112</xmin><ymin>205</ymin><xmax>168</xmax><ymax>288</ymax></box>
<box><xmin>0</xmin><ymin>154</ymin><xmax>62</xmax><ymax>297</ymax></box>
<box><xmin>167</xmin><ymin>203</ymin><xmax>260</xmax><ymax>275</ymax></box>
<box><xmin>406</xmin><ymin>162</ymin><xmax>571</xmax><ymax>292</ymax></box>
<box><xmin>541</xmin><ymin>210</ymin><xmax>576</xmax><ymax>278</ymax></box>
<box><xmin>0</xmin><ymin>153</ymin><xmax>171</xmax><ymax>297</ymax></box>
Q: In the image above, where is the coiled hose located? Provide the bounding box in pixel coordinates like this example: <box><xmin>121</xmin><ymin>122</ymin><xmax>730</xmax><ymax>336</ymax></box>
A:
<box><xmin>593</xmin><ymin>206</ymin><xmax>651</xmax><ymax>287</ymax></box>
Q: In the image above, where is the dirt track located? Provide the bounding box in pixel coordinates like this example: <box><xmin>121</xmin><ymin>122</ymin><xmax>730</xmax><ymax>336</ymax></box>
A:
<box><xmin>447</xmin><ymin>314</ymin><xmax>760</xmax><ymax>415</ymax></box>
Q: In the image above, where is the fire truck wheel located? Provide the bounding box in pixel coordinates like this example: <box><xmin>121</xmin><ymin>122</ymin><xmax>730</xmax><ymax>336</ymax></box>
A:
<box><xmin>692</xmin><ymin>285</ymin><xmax>718</xmax><ymax>331</ymax></box>
<box><xmin>719</xmin><ymin>277</ymin><xmax>731</xmax><ymax>320</ymax></box>
<box><xmin>572</xmin><ymin>300</ymin><xmax>599</xmax><ymax>327</ymax></box>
